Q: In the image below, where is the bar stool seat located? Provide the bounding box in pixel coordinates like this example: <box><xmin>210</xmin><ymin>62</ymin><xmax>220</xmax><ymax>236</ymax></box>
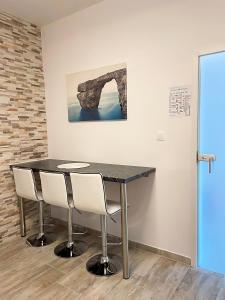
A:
<box><xmin>86</xmin><ymin>199</ymin><xmax>122</xmax><ymax>276</ymax></box>
<box><xmin>70</xmin><ymin>172</ymin><xmax>122</xmax><ymax>276</ymax></box>
<box><xmin>12</xmin><ymin>167</ymin><xmax>54</xmax><ymax>247</ymax></box>
<box><xmin>40</xmin><ymin>171</ymin><xmax>87</xmax><ymax>258</ymax></box>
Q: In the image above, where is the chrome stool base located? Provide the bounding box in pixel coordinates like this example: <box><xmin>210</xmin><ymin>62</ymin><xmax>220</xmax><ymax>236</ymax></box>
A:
<box><xmin>26</xmin><ymin>233</ymin><xmax>54</xmax><ymax>247</ymax></box>
<box><xmin>86</xmin><ymin>254</ymin><xmax>122</xmax><ymax>276</ymax></box>
<box><xmin>54</xmin><ymin>240</ymin><xmax>87</xmax><ymax>258</ymax></box>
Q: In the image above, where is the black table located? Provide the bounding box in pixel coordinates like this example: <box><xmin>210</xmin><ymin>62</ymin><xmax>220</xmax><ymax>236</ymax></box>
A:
<box><xmin>11</xmin><ymin>159</ymin><xmax>156</xmax><ymax>279</ymax></box>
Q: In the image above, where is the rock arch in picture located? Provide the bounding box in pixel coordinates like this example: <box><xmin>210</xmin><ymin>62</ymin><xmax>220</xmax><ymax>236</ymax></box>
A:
<box><xmin>77</xmin><ymin>68</ymin><xmax>127</xmax><ymax>118</ymax></box>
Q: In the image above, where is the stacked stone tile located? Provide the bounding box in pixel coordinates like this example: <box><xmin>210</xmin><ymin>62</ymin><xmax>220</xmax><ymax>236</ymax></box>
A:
<box><xmin>0</xmin><ymin>11</ymin><xmax>48</xmax><ymax>243</ymax></box>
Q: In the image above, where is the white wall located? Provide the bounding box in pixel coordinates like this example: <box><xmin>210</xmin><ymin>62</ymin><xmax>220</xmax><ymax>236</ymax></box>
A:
<box><xmin>42</xmin><ymin>0</ymin><xmax>225</xmax><ymax>263</ymax></box>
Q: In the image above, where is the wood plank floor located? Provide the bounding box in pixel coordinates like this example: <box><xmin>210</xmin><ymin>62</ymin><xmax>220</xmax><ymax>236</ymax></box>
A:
<box><xmin>0</xmin><ymin>227</ymin><xmax>225</xmax><ymax>300</ymax></box>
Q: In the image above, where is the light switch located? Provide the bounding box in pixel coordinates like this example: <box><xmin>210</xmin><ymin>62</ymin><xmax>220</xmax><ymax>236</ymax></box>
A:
<box><xmin>156</xmin><ymin>130</ymin><xmax>166</xmax><ymax>142</ymax></box>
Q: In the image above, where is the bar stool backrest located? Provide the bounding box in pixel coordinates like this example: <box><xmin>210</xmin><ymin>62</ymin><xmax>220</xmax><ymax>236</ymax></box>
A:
<box><xmin>12</xmin><ymin>167</ymin><xmax>38</xmax><ymax>201</ymax></box>
<box><xmin>40</xmin><ymin>171</ymin><xmax>71</xmax><ymax>209</ymax></box>
<box><xmin>70</xmin><ymin>173</ymin><xmax>107</xmax><ymax>215</ymax></box>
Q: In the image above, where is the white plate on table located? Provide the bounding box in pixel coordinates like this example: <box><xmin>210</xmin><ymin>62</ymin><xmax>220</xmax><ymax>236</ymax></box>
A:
<box><xmin>57</xmin><ymin>163</ymin><xmax>90</xmax><ymax>169</ymax></box>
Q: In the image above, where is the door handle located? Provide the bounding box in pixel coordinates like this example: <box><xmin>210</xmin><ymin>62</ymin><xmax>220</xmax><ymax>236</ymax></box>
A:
<box><xmin>198</xmin><ymin>153</ymin><xmax>216</xmax><ymax>174</ymax></box>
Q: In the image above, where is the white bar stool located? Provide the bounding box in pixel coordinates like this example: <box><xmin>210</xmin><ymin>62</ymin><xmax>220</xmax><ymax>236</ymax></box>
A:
<box><xmin>40</xmin><ymin>171</ymin><xmax>87</xmax><ymax>258</ymax></box>
<box><xmin>12</xmin><ymin>167</ymin><xmax>54</xmax><ymax>247</ymax></box>
<box><xmin>70</xmin><ymin>172</ymin><xmax>122</xmax><ymax>276</ymax></box>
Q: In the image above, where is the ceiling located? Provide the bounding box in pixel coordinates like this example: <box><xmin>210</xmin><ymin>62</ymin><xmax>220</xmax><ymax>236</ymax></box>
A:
<box><xmin>0</xmin><ymin>0</ymin><xmax>103</xmax><ymax>26</ymax></box>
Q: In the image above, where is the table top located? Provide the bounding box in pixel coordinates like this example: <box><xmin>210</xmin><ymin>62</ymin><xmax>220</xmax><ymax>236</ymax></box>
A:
<box><xmin>10</xmin><ymin>159</ymin><xmax>156</xmax><ymax>183</ymax></box>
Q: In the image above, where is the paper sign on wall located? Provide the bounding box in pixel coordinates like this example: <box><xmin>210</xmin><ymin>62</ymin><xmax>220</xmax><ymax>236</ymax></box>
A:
<box><xmin>169</xmin><ymin>86</ymin><xmax>191</xmax><ymax>117</ymax></box>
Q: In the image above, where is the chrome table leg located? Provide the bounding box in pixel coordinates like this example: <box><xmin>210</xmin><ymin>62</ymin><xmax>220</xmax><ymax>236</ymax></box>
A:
<box><xmin>19</xmin><ymin>197</ymin><xmax>26</xmax><ymax>237</ymax></box>
<box><xmin>120</xmin><ymin>183</ymin><xmax>129</xmax><ymax>279</ymax></box>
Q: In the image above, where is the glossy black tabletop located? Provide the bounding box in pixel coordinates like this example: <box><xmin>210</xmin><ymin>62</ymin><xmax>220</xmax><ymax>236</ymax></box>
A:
<box><xmin>10</xmin><ymin>159</ymin><xmax>156</xmax><ymax>183</ymax></box>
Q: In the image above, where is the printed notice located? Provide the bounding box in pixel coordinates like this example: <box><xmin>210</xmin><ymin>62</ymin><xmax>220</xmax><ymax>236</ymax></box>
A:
<box><xmin>169</xmin><ymin>86</ymin><xmax>191</xmax><ymax>117</ymax></box>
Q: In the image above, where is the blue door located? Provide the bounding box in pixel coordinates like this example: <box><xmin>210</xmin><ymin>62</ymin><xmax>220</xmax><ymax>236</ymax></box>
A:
<box><xmin>198</xmin><ymin>51</ymin><xmax>225</xmax><ymax>274</ymax></box>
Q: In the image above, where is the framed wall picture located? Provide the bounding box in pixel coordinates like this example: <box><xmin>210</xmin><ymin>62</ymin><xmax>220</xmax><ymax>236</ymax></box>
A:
<box><xmin>66</xmin><ymin>63</ymin><xmax>127</xmax><ymax>122</ymax></box>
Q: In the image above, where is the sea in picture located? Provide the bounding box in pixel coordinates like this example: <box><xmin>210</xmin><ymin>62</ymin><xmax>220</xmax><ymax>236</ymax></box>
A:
<box><xmin>68</xmin><ymin>92</ymin><xmax>125</xmax><ymax>122</ymax></box>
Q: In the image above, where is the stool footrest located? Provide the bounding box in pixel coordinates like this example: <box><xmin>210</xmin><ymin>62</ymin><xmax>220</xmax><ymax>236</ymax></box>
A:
<box><xmin>107</xmin><ymin>242</ymin><xmax>122</xmax><ymax>246</ymax></box>
<box><xmin>72</xmin><ymin>224</ymin><xmax>87</xmax><ymax>235</ymax></box>
<box><xmin>98</xmin><ymin>235</ymin><xmax>122</xmax><ymax>246</ymax></box>
<box><xmin>72</xmin><ymin>231</ymin><xmax>87</xmax><ymax>235</ymax></box>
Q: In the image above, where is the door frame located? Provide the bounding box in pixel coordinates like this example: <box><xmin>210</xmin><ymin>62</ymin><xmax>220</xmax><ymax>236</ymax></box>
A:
<box><xmin>195</xmin><ymin>48</ymin><xmax>225</xmax><ymax>268</ymax></box>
